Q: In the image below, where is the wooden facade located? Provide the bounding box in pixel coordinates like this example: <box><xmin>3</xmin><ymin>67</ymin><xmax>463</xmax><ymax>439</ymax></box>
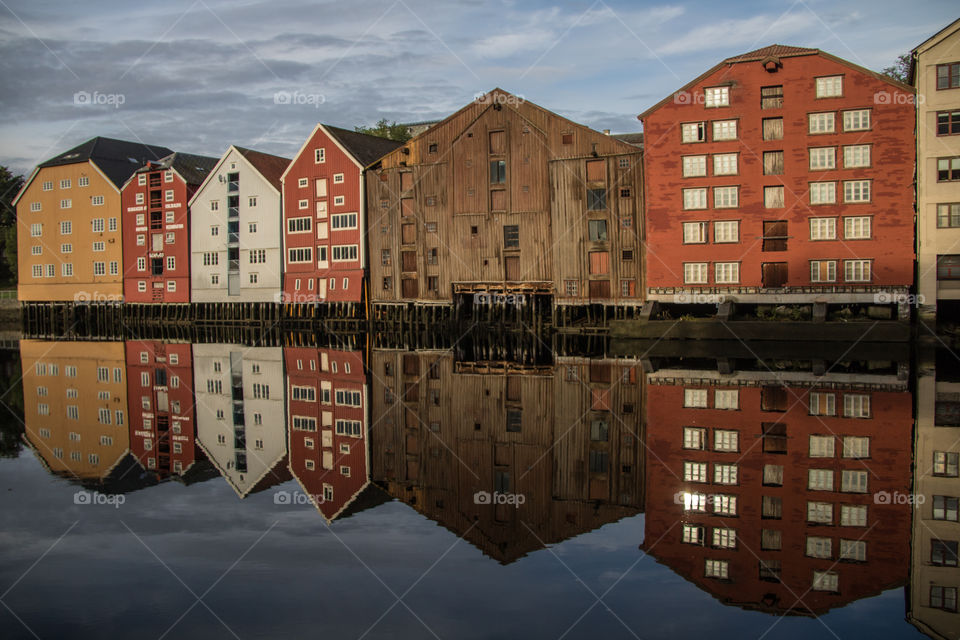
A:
<box><xmin>367</xmin><ymin>89</ymin><xmax>643</xmax><ymax>310</ymax></box>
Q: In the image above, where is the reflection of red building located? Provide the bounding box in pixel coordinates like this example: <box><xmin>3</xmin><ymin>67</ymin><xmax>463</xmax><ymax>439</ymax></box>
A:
<box><xmin>125</xmin><ymin>341</ymin><xmax>198</xmax><ymax>477</ymax></box>
<box><xmin>643</xmin><ymin>375</ymin><xmax>911</xmax><ymax>614</ymax></box>
<box><xmin>284</xmin><ymin>347</ymin><xmax>370</xmax><ymax>521</ymax></box>
<box><xmin>121</xmin><ymin>153</ymin><xmax>216</xmax><ymax>303</ymax></box>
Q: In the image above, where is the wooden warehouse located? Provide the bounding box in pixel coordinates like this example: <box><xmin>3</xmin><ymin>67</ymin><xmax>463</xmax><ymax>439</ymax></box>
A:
<box><xmin>366</xmin><ymin>89</ymin><xmax>644</xmax><ymax>319</ymax></box>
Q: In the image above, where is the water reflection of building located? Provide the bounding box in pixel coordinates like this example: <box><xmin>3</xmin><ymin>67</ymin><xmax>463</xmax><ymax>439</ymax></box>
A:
<box><xmin>124</xmin><ymin>341</ymin><xmax>199</xmax><ymax>478</ymax></box>
<box><xmin>369</xmin><ymin>350</ymin><xmax>643</xmax><ymax>563</ymax></box>
<box><xmin>20</xmin><ymin>340</ymin><xmax>137</xmax><ymax>487</ymax></box>
<box><xmin>642</xmin><ymin>361</ymin><xmax>911</xmax><ymax>615</ymax></box>
<box><xmin>193</xmin><ymin>344</ymin><xmax>290</xmax><ymax>497</ymax></box>
<box><xmin>909</xmin><ymin>347</ymin><xmax>960</xmax><ymax>640</ymax></box>
<box><xmin>284</xmin><ymin>346</ymin><xmax>385</xmax><ymax>522</ymax></box>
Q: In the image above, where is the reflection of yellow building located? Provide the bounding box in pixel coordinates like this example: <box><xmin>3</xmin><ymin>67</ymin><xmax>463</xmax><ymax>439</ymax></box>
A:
<box><xmin>13</xmin><ymin>137</ymin><xmax>172</xmax><ymax>301</ymax></box>
<box><xmin>910</xmin><ymin>348</ymin><xmax>960</xmax><ymax>639</ymax></box>
<box><xmin>20</xmin><ymin>340</ymin><xmax>130</xmax><ymax>480</ymax></box>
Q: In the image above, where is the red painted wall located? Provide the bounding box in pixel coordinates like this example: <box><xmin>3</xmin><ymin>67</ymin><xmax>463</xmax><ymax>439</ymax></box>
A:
<box><xmin>282</xmin><ymin>127</ymin><xmax>365</xmax><ymax>304</ymax></box>
<box><xmin>641</xmin><ymin>53</ymin><xmax>915</xmax><ymax>295</ymax></box>
<box><xmin>285</xmin><ymin>347</ymin><xmax>368</xmax><ymax>520</ymax></box>
<box><xmin>642</xmin><ymin>382</ymin><xmax>911</xmax><ymax>613</ymax></box>
<box><xmin>121</xmin><ymin>168</ymin><xmax>193</xmax><ymax>303</ymax></box>
<box><xmin>125</xmin><ymin>341</ymin><xmax>197</xmax><ymax>477</ymax></box>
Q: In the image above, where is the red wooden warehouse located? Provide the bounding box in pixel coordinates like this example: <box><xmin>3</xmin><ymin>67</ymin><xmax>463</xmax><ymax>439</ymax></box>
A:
<box><xmin>121</xmin><ymin>153</ymin><xmax>217</xmax><ymax>303</ymax></box>
<box><xmin>639</xmin><ymin>46</ymin><xmax>915</xmax><ymax>307</ymax></box>
<box><xmin>280</xmin><ymin>125</ymin><xmax>400</xmax><ymax>309</ymax></box>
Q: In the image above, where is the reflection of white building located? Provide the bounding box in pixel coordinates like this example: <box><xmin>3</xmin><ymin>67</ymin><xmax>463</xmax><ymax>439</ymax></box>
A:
<box><xmin>189</xmin><ymin>146</ymin><xmax>289</xmax><ymax>302</ymax></box>
<box><xmin>910</xmin><ymin>349</ymin><xmax>960</xmax><ymax>639</ymax></box>
<box><xmin>193</xmin><ymin>344</ymin><xmax>289</xmax><ymax>497</ymax></box>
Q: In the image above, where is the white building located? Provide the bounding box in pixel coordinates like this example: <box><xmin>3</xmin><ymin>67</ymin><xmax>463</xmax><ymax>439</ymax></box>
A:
<box><xmin>193</xmin><ymin>344</ymin><xmax>289</xmax><ymax>497</ymax></box>
<box><xmin>189</xmin><ymin>146</ymin><xmax>290</xmax><ymax>302</ymax></box>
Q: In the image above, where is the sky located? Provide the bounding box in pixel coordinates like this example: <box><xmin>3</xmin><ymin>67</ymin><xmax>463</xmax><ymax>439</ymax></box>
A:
<box><xmin>0</xmin><ymin>0</ymin><xmax>956</xmax><ymax>176</ymax></box>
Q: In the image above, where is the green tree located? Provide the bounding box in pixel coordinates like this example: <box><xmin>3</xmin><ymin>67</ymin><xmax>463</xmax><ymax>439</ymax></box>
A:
<box><xmin>355</xmin><ymin>119</ymin><xmax>412</xmax><ymax>143</ymax></box>
<box><xmin>882</xmin><ymin>53</ymin><xmax>912</xmax><ymax>83</ymax></box>
<box><xmin>0</xmin><ymin>166</ymin><xmax>23</xmax><ymax>288</ymax></box>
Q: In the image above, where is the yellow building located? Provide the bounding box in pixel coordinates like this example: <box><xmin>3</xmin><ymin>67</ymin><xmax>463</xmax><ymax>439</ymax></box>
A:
<box><xmin>914</xmin><ymin>19</ymin><xmax>960</xmax><ymax>318</ymax></box>
<box><xmin>20</xmin><ymin>340</ymin><xmax>131</xmax><ymax>481</ymax></box>
<box><xmin>13</xmin><ymin>137</ymin><xmax>172</xmax><ymax>302</ymax></box>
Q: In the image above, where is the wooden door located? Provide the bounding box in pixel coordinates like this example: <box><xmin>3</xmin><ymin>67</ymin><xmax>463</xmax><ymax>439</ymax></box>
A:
<box><xmin>505</xmin><ymin>255</ymin><xmax>520</xmax><ymax>281</ymax></box>
<box><xmin>588</xmin><ymin>279</ymin><xmax>610</xmax><ymax>299</ymax></box>
<box><xmin>401</xmin><ymin>278</ymin><xmax>418</xmax><ymax>298</ymax></box>
<box><xmin>401</xmin><ymin>251</ymin><xmax>417</xmax><ymax>273</ymax></box>
<box><xmin>762</xmin><ymin>262</ymin><xmax>788</xmax><ymax>287</ymax></box>
<box><xmin>762</xmin><ymin>221</ymin><xmax>788</xmax><ymax>251</ymax></box>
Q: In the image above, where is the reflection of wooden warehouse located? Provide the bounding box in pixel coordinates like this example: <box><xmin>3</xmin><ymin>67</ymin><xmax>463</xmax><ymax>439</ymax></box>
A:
<box><xmin>366</xmin><ymin>88</ymin><xmax>644</xmax><ymax>313</ymax></box>
<box><xmin>367</xmin><ymin>350</ymin><xmax>643</xmax><ymax>563</ymax></box>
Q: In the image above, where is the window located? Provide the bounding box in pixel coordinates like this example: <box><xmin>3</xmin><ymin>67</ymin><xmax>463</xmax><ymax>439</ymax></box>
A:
<box><xmin>705</xmin><ymin>559</ymin><xmax>728</xmax><ymax>579</ymax></box>
<box><xmin>935</xmin><ymin>451</ymin><xmax>960</xmax><ymax>477</ymax></box>
<box><xmin>288</xmin><ymin>248</ymin><xmax>312</xmax><ymax>263</ymax></box>
<box><xmin>807</xmin><ymin>536</ymin><xmax>832</xmax><ymax>558</ymax></box>
<box><xmin>249</xmin><ymin>273</ymin><xmax>258</xmax><ymax>284</ymax></box>
<box><xmin>682</xmin><ymin>222</ymin><xmax>706</xmax><ymax>244</ymax></box>
<box><xmin>938</xmin><ymin>62</ymin><xmax>960</xmax><ymax>90</ymax></box>
<box><xmin>841</xmin><ymin>470</ymin><xmax>868</xmax><ymax>493</ymax></box>
<box><xmin>489</xmin><ymin>160</ymin><xmax>506</xmax><ymax>184</ymax></box>
<box><xmin>763</xmin><ymin>496</ymin><xmax>783</xmax><ymax>519</ymax></box>
<box><xmin>714</xmin><ymin>463</ymin><xmax>738</xmax><ymax>485</ymax></box>
<box><xmin>93</xmin><ymin>262</ymin><xmax>106</xmax><ymax>276</ymax></box>
<box><xmin>714</xmin><ymin>262</ymin><xmax>739</xmax><ymax>284</ymax></box>
<box><xmin>713</xmin><ymin>494</ymin><xmax>737</xmax><ymax>516</ymax></box>
<box><xmin>704</xmin><ymin>86</ymin><xmax>729</xmax><ymax>107</ymax></box>
<box><xmin>714</xmin><ymin>429</ymin><xmax>739</xmax><ymax>452</ymax></box>
<box><xmin>587</xmin><ymin>188</ymin><xmax>606</xmax><ymax>210</ymax></box>
<box><xmin>314</xmin><ymin>148</ymin><xmax>325</xmax><ymax>163</ymax></box>
<box><xmin>844</xmin><ymin>216</ymin><xmax>870</xmax><ymax>239</ymax></box>
<box><xmin>931</xmin><ymin>586</ymin><xmax>958</xmax><ymax>612</ymax></box>
<box><xmin>588</xmin><ymin>219</ymin><xmax>608</xmax><ymax>242</ymax></box>
<box><xmin>682</xmin><ymin>524</ymin><xmax>703</xmax><ymax>545</ymax></box>
<box><xmin>682</xmin><ymin>188</ymin><xmax>707</xmax><ymax>210</ymax></box>
<box><xmin>682</xmin><ymin>155</ymin><xmax>706</xmax><ymax>177</ymax></box>
<box><xmin>60</xmin><ymin>178</ymin><xmax>71</xmax><ymax>189</ymax></box>
<box><xmin>763</xmin><ymin>117</ymin><xmax>784</xmax><ymax>140</ymax></box>
<box><xmin>713</xmin><ymin>186</ymin><xmax>738</xmax><ymax>208</ymax></box>
<box><xmin>564</xmin><ymin>280</ymin><xmax>578</xmax><ymax>296</ymax></box>
<box><xmin>712</xmin><ymin>120</ymin><xmax>737</xmax><ymax>140</ymax></box>
<box><xmin>61</xmin><ymin>263</ymin><xmax>73</xmax><ymax>277</ymax></box>
<box><xmin>684</xmin><ymin>461</ymin><xmax>708</xmax><ymax>482</ymax></box>
<box><xmin>249</xmin><ymin>249</ymin><xmax>266</xmax><ymax>264</ymax></box>
<box><xmin>92</xmin><ymin>241</ymin><xmax>105</xmax><ymax>252</ymax></box>
<box><xmin>812</xmin><ymin>571</ymin><xmax>839</xmax><ymax>593</ymax></box>
<box><xmin>683</xmin><ymin>493</ymin><xmax>707</xmax><ymax>512</ymax></box>
<box><xmin>330</xmin><ymin>213</ymin><xmax>358</xmax><ymax>230</ymax></box>
<box><xmin>808</xmin><ymin>112</ymin><xmax>835</xmax><ymax>134</ymax></box>
<box><xmin>683</xmin><ymin>389</ymin><xmax>708</xmax><ymax>408</ymax></box>
<box><xmin>938</xmin><ymin>203</ymin><xmax>960</xmax><ymax>227</ymax></box>
<box><xmin>808</xmin><ymin>469</ymin><xmax>834</xmax><ymax>491</ymax></box>
<box><xmin>840</xmin><ymin>504</ymin><xmax>867</xmax><ymax>527</ymax></box>
<box><xmin>683</xmin><ymin>426</ymin><xmax>706</xmax><ymax>450</ymax></box>
<box><xmin>809</xmin><ymin>435</ymin><xmax>835</xmax><ymax>458</ymax></box>
<box><xmin>809</xmin><ymin>392</ymin><xmax>836</xmax><ymax>416</ymax></box>
<box><xmin>714</xmin><ymin>220</ymin><xmax>738</xmax><ymax>243</ymax></box>
<box><xmin>331</xmin><ymin>245</ymin><xmax>358</xmax><ymax>261</ymax></box>
<box><xmin>934</xmin><ymin>495</ymin><xmax>960</xmax><ymax>521</ymax></box>
<box><xmin>30</xmin><ymin>223</ymin><xmax>42</xmax><ymax>237</ymax></box>
<box><xmin>843</xmin><ymin>180</ymin><xmax>871</xmax><ymax>203</ymax></box>
<box><xmin>761</xmin><ymin>186</ymin><xmax>783</xmax><ymax>209</ymax></box>
<box><xmin>288</xmin><ymin>217</ymin><xmax>312</xmax><ymax>233</ymax></box>
<box><xmin>843</xmin><ymin>393</ymin><xmax>871</xmax><ymax>417</ymax></box>
<box><xmin>503</xmin><ymin>224</ymin><xmax>519</xmax><ymax>247</ymax></box>
<box><xmin>29</xmin><ymin>202</ymin><xmax>41</xmax><ymax>212</ymax></box>
<box><xmin>166</xmin><ymin>256</ymin><xmax>175</xmax><ymax>271</ymax></box>
<box><xmin>809</xmin><ymin>181</ymin><xmax>837</xmax><ymax>205</ymax></box>
<box><xmin>842</xmin><ymin>436</ymin><xmax>869</xmax><ymax>459</ymax></box>
<box><xmin>42</xmin><ymin>181</ymin><xmax>52</xmax><ymax>191</ymax></box>
<box><xmin>92</xmin><ymin>218</ymin><xmax>105</xmax><ymax>233</ymax></box>
<box><xmin>681</xmin><ymin>122</ymin><xmax>706</xmax><ymax>143</ymax></box>
<box><xmin>932</xmin><ymin>540</ymin><xmax>959</xmax><ymax>567</ymax></box>
<box><xmin>809</xmin><ymin>147</ymin><xmax>836</xmax><ymax>170</ymax></box>
<box><xmin>714</xmin><ymin>389</ymin><xmax>738</xmax><ymax>410</ymax></box>
<box><xmin>815</xmin><ymin>75</ymin><xmax>843</xmax><ymax>98</ymax></box>
<box><xmin>763</xmin><ymin>465</ymin><xmax>783</xmax><ymax>487</ymax></box>
<box><xmin>807</xmin><ymin>501</ymin><xmax>833</xmax><ymax>524</ymax></box>
<box><xmin>809</xmin><ymin>217</ymin><xmax>836</xmax><ymax>241</ymax></box>
<box><xmin>297</xmin><ymin>177</ymin><xmax>308</xmax><ymax>188</ymax></box>
<box><xmin>844</xmin><ymin>145</ymin><xmax>871</xmax><ymax>168</ymax></box>
<box><xmin>248</xmin><ymin>222</ymin><xmax>257</xmax><ymax>233</ymax></box>
<box><xmin>843</xmin><ymin>109</ymin><xmax>871</xmax><ymax>132</ymax></box>
<box><xmin>713</xmin><ymin>153</ymin><xmax>738</xmax><ymax>176</ymax></box>
<box><xmin>713</xmin><ymin>528</ymin><xmax>736</xmax><ymax>549</ymax></box>
<box><xmin>763</xmin><ymin>151</ymin><xmax>784</xmax><ymax>175</ymax></box>
<box><xmin>683</xmin><ymin>263</ymin><xmax>708</xmax><ymax>284</ymax></box>
<box><xmin>843</xmin><ymin>259</ymin><xmax>871</xmax><ymax>283</ymax></box>
<box><xmin>761</xmin><ymin>85</ymin><xmax>783</xmax><ymax>109</ymax></box>
<box><xmin>31</xmin><ymin>246</ymin><xmax>41</xmax><ymax>255</ymax></box>
<box><xmin>332</xmin><ymin>173</ymin><xmax>344</xmax><ymax>184</ymax></box>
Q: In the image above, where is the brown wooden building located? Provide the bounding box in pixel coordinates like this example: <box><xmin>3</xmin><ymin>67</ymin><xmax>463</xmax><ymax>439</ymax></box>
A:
<box><xmin>366</xmin><ymin>89</ymin><xmax>644</xmax><ymax>315</ymax></box>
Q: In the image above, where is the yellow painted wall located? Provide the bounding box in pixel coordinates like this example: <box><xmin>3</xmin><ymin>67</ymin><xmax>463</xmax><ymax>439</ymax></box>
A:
<box><xmin>17</xmin><ymin>162</ymin><xmax>124</xmax><ymax>301</ymax></box>
<box><xmin>20</xmin><ymin>340</ymin><xmax>130</xmax><ymax>480</ymax></box>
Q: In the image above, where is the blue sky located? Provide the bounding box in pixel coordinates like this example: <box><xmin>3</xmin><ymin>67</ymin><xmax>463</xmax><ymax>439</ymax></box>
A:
<box><xmin>0</xmin><ymin>0</ymin><xmax>956</xmax><ymax>175</ymax></box>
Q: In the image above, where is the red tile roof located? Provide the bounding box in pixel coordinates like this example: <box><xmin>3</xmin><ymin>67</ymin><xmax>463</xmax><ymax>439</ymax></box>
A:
<box><xmin>723</xmin><ymin>44</ymin><xmax>819</xmax><ymax>63</ymax></box>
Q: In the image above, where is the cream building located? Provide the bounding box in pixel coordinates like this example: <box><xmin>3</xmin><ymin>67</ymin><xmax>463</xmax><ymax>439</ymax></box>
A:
<box><xmin>914</xmin><ymin>18</ymin><xmax>960</xmax><ymax>318</ymax></box>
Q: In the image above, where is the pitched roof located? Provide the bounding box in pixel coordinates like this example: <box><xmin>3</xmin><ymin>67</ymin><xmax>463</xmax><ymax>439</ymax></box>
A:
<box><xmin>723</xmin><ymin>44</ymin><xmax>818</xmax><ymax>63</ymax></box>
<box><xmin>134</xmin><ymin>151</ymin><xmax>219</xmax><ymax>187</ymax></box>
<box><xmin>39</xmin><ymin>136</ymin><xmax>173</xmax><ymax>189</ymax></box>
<box><xmin>324</xmin><ymin>125</ymin><xmax>403</xmax><ymax>166</ymax></box>
<box><xmin>235</xmin><ymin>147</ymin><xmax>291</xmax><ymax>191</ymax></box>
<box><xmin>612</xmin><ymin>132</ymin><xmax>644</xmax><ymax>147</ymax></box>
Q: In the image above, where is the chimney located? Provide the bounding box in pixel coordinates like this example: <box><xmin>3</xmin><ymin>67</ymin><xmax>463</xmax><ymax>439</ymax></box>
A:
<box><xmin>603</xmin><ymin>129</ymin><xmax>611</xmax><ymax>135</ymax></box>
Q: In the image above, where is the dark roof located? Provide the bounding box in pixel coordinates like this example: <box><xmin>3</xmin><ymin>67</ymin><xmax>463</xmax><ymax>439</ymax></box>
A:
<box><xmin>612</xmin><ymin>132</ymin><xmax>644</xmax><ymax>147</ymax></box>
<box><xmin>39</xmin><ymin>136</ymin><xmax>173</xmax><ymax>189</ymax></box>
<box><xmin>723</xmin><ymin>44</ymin><xmax>818</xmax><ymax>63</ymax></box>
<box><xmin>234</xmin><ymin>147</ymin><xmax>291</xmax><ymax>191</ymax></box>
<box><xmin>324</xmin><ymin>125</ymin><xmax>404</xmax><ymax>167</ymax></box>
<box><xmin>134</xmin><ymin>152</ymin><xmax>218</xmax><ymax>187</ymax></box>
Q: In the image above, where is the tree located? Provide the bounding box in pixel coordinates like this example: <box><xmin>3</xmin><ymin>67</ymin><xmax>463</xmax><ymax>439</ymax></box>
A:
<box><xmin>882</xmin><ymin>53</ymin><xmax>912</xmax><ymax>84</ymax></box>
<box><xmin>0</xmin><ymin>166</ymin><xmax>23</xmax><ymax>287</ymax></box>
<box><xmin>355</xmin><ymin>119</ymin><xmax>412</xmax><ymax>143</ymax></box>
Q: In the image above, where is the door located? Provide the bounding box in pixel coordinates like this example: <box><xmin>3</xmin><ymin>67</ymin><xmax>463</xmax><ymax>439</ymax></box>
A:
<box><xmin>228</xmin><ymin>272</ymin><xmax>240</xmax><ymax>295</ymax></box>
<box><xmin>762</xmin><ymin>221</ymin><xmax>788</xmax><ymax>251</ymax></box>
<box><xmin>588</xmin><ymin>280</ymin><xmax>610</xmax><ymax>299</ymax></box>
<box><xmin>401</xmin><ymin>251</ymin><xmax>417</xmax><ymax>273</ymax></box>
<box><xmin>505</xmin><ymin>255</ymin><xmax>520</xmax><ymax>281</ymax></box>
<box><xmin>401</xmin><ymin>278</ymin><xmax>418</xmax><ymax>298</ymax></box>
<box><xmin>762</xmin><ymin>262</ymin><xmax>788</xmax><ymax>287</ymax></box>
<box><xmin>315</xmin><ymin>178</ymin><xmax>327</xmax><ymax>198</ymax></box>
